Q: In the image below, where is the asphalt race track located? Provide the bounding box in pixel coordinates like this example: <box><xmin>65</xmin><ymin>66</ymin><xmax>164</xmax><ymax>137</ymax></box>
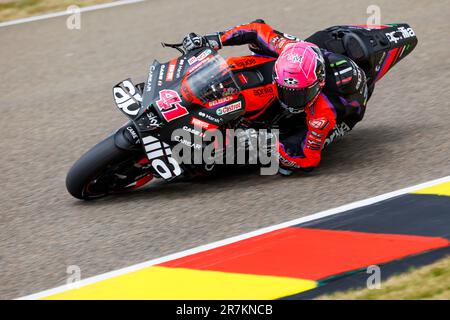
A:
<box><xmin>0</xmin><ymin>0</ymin><xmax>449</xmax><ymax>299</ymax></box>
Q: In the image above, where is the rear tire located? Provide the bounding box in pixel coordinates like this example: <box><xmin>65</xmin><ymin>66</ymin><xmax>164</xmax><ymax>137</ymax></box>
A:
<box><xmin>66</xmin><ymin>135</ymin><xmax>142</xmax><ymax>200</ymax></box>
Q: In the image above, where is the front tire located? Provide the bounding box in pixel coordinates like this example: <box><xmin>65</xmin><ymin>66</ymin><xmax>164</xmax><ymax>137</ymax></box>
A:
<box><xmin>66</xmin><ymin>135</ymin><xmax>151</xmax><ymax>200</ymax></box>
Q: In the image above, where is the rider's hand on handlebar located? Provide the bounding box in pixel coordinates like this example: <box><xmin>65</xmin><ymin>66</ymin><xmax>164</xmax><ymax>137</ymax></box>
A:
<box><xmin>182</xmin><ymin>33</ymin><xmax>207</xmax><ymax>51</ymax></box>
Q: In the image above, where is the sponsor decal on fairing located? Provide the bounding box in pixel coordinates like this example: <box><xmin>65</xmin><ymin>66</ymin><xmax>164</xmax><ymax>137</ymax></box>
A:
<box><xmin>216</xmin><ymin>101</ymin><xmax>242</xmax><ymax>116</ymax></box>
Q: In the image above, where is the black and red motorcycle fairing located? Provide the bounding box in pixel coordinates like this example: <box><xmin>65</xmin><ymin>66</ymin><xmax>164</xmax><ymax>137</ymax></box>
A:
<box><xmin>127</xmin><ymin>48</ymin><xmax>248</xmax><ymax>180</ymax></box>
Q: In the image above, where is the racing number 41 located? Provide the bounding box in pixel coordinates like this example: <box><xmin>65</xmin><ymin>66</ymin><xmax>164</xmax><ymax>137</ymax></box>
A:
<box><xmin>155</xmin><ymin>89</ymin><xmax>189</xmax><ymax>122</ymax></box>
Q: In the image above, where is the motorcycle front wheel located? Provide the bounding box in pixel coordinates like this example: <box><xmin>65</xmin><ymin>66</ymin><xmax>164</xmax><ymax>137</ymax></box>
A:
<box><xmin>66</xmin><ymin>134</ymin><xmax>153</xmax><ymax>200</ymax></box>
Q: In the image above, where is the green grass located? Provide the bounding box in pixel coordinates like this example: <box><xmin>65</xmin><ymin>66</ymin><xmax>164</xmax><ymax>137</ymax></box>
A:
<box><xmin>316</xmin><ymin>255</ymin><xmax>450</xmax><ymax>299</ymax></box>
<box><xmin>0</xmin><ymin>0</ymin><xmax>113</xmax><ymax>22</ymax></box>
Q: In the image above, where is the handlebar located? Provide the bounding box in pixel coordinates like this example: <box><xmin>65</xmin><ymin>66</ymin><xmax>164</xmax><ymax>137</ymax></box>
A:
<box><xmin>161</xmin><ymin>42</ymin><xmax>186</xmax><ymax>55</ymax></box>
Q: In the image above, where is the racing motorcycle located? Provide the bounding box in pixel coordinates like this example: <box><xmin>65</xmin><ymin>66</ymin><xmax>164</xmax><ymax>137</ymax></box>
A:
<box><xmin>66</xmin><ymin>23</ymin><xmax>417</xmax><ymax>199</ymax></box>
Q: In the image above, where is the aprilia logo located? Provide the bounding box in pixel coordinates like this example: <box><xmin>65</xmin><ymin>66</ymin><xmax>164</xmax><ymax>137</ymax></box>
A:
<box><xmin>142</xmin><ymin>135</ymin><xmax>182</xmax><ymax>180</ymax></box>
<box><xmin>253</xmin><ymin>86</ymin><xmax>274</xmax><ymax>97</ymax></box>
<box><xmin>113</xmin><ymin>80</ymin><xmax>142</xmax><ymax>116</ymax></box>
<box><xmin>324</xmin><ymin>122</ymin><xmax>351</xmax><ymax>146</ymax></box>
<box><xmin>235</xmin><ymin>58</ymin><xmax>257</xmax><ymax>68</ymax></box>
<box><xmin>385</xmin><ymin>27</ymin><xmax>415</xmax><ymax>44</ymax></box>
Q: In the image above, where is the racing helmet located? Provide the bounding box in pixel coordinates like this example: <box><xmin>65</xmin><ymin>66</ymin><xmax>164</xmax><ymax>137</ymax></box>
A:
<box><xmin>273</xmin><ymin>41</ymin><xmax>326</xmax><ymax>113</ymax></box>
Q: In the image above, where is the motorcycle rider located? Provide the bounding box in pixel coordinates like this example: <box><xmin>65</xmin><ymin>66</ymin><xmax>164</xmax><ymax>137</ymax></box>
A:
<box><xmin>182</xmin><ymin>19</ymin><xmax>369</xmax><ymax>175</ymax></box>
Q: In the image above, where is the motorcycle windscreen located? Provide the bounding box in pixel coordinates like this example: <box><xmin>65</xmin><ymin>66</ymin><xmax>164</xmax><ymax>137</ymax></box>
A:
<box><xmin>183</xmin><ymin>54</ymin><xmax>241</xmax><ymax>104</ymax></box>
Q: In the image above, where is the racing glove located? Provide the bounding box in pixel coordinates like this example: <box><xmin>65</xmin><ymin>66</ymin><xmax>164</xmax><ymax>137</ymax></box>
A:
<box><xmin>182</xmin><ymin>32</ymin><xmax>222</xmax><ymax>51</ymax></box>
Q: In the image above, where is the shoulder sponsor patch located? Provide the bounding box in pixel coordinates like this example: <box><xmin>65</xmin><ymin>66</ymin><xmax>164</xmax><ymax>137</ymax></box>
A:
<box><xmin>308</xmin><ymin>118</ymin><xmax>329</xmax><ymax>130</ymax></box>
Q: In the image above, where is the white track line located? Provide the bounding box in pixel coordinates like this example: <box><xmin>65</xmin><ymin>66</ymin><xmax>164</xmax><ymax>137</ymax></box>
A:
<box><xmin>0</xmin><ymin>0</ymin><xmax>145</xmax><ymax>28</ymax></box>
<box><xmin>18</xmin><ymin>175</ymin><xmax>450</xmax><ymax>300</ymax></box>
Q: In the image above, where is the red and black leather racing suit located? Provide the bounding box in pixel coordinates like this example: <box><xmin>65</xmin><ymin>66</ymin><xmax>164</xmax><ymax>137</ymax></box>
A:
<box><xmin>205</xmin><ymin>20</ymin><xmax>369</xmax><ymax>170</ymax></box>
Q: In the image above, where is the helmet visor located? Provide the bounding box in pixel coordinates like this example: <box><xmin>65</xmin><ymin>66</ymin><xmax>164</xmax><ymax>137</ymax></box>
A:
<box><xmin>276</xmin><ymin>82</ymin><xmax>321</xmax><ymax>111</ymax></box>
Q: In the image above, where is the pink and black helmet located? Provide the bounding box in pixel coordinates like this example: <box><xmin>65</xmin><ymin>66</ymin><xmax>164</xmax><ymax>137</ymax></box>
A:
<box><xmin>273</xmin><ymin>41</ymin><xmax>325</xmax><ymax>113</ymax></box>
